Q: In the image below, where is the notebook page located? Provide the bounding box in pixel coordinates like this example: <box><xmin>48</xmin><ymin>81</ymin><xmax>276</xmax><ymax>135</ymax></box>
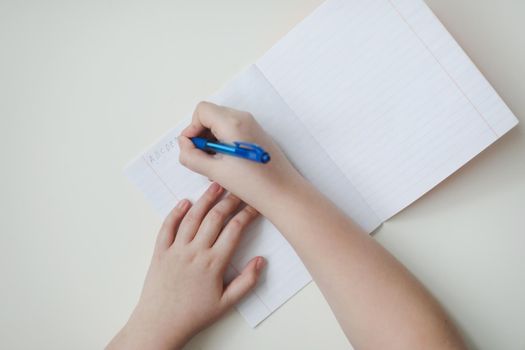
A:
<box><xmin>125</xmin><ymin>65</ymin><xmax>381</xmax><ymax>327</ymax></box>
<box><xmin>209</xmin><ymin>66</ymin><xmax>380</xmax><ymax>233</ymax></box>
<box><xmin>256</xmin><ymin>0</ymin><xmax>519</xmax><ymax>221</ymax></box>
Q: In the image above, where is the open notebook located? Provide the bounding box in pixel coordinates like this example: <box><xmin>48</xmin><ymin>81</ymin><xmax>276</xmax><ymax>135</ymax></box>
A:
<box><xmin>125</xmin><ymin>0</ymin><xmax>518</xmax><ymax>327</ymax></box>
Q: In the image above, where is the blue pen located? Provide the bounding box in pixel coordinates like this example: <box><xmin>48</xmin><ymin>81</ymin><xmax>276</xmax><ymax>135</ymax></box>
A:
<box><xmin>191</xmin><ymin>137</ymin><xmax>271</xmax><ymax>164</ymax></box>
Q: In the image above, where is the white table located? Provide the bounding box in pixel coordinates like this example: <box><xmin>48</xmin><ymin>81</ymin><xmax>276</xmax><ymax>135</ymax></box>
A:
<box><xmin>1</xmin><ymin>0</ymin><xmax>523</xmax><ymax>349</ymax></box>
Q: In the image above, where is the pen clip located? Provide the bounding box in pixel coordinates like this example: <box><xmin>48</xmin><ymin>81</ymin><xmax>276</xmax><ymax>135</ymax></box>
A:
<box><xmin>234</xmin><ymin>141</ymin><xmax>262</xmax><ymax>152</ymax></box>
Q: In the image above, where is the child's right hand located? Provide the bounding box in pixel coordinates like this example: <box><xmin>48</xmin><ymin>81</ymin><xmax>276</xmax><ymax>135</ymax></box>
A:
<box><xmin>178</xmin><ymin>102</ymin><xmax>305</xmax><ymax>214</ymax></box>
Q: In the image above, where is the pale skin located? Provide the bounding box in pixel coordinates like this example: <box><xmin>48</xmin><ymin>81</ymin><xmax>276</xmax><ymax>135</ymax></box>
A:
<box><xmin>108</xmin><ymin>102</ymin><xmax>467</xmax><ymax>349</ymax></box>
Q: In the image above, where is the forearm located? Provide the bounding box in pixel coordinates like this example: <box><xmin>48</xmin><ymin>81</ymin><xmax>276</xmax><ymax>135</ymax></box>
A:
<box><xmin>177</xmin><ymin>103</ymin><xmax>465</xmax><ymax>348</ymax></box>
<box><xmin>261</xmin><ymin>180</ymin><xmax>465</xmax><ymax>349</ymax></box>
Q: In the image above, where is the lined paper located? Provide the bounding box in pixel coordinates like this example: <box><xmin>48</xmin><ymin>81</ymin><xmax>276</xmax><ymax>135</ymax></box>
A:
<box><xmin>125</xmin><ymin>66</ymin><xmax>381</xmax><ymax>327</ymax></box>
<box><xmin>257</xmin><ymin>0</ymin><xmax>518</xmax><ymax>221</ymax></box>
<box><xmin>125</xmin><ymin>0</ymin><xmax>518</xmax><ymax>328</ymax></box>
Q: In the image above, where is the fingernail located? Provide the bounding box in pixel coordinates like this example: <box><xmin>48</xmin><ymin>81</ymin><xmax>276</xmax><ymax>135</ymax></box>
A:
<box><xmin>210</xmin><ymin>182</ymin><xmax>222</xmax><ymax>193</ymax></box>
<box><xmin>177</xmin><ymin>199</ymin><xmax>189</xmax><ymax>209</ymax></box>
<box><xmin>256</xmin><ymin>257</ymin><xmax>266</xmax><ymax>272</ymax></box>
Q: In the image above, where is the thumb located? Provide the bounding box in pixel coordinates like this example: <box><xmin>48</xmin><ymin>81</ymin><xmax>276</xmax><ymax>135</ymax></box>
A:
<box><xmin>221</xmin><ymin>257</ymin><xmax>266</xmax><ymax>309</ymax></box>
<box><xmin>178</xmin><ymin>135</ymin><xmax>217</xmax><ymax>176</ymax></box>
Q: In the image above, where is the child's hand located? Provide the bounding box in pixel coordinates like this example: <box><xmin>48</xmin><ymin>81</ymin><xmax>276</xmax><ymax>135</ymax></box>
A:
<box><xmin>107</xmin><ymin>183</ymin><xmax>265</xmax><ymax>350</ymax></box>
<box><xmin>179</xmin><ymin>102</ymin><xmax>305</xmax><ymax>214</ymax></box>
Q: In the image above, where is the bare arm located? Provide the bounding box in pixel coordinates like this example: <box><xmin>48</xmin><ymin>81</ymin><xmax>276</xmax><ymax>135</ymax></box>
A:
<box><xmin>261</xmin><ymin>179</ymin><xmax>464</xmax><ymax>349</ymax></box>
<box><xmin>179</xmin><ymin>102</ymin><xmax>467</xmax><ymax>349</ymax></box>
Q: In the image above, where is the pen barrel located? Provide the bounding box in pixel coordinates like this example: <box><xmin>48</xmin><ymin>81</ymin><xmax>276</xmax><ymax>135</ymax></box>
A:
<box><xmin>190</xmin><ymin>138</ymin><xmax>270</xmax><ymax>164</ymax></box>
<box><xmin>207</xmin><ymin>142</ymin><xmax>238</xmax><ymax>156</ymax></box>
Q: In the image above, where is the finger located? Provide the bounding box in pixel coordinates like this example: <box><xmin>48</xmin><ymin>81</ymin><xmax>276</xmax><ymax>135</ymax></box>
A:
<box><xmin>221</xmin><ymin>257</ymin><xmax>266</xmax><ymax>309</ymax></box>
<box><xmin>178</xmin><ymin>135</ymin><xmax>218</xmax><ymax>175</ymax></box>
<box><xmin>155</xmin><ymin>199</ymin><xmax>191</xmax><ymax>253</ymax></box>
<box><xmin>193</xmin><ymin>193</ymin><xmax>242</xmax><ymax>248</ymax></box>
<box><xmin>181</xmin><ymin>101</ymin><xmax>228</xmax><ymax>138</ymax></box>
<box><xmin>174</xmin><ymin>182</ymin><xmax>224</xmax><ymax>245</ymax></box>
<box><xmin>213</xmin><ymin>205</ymin><xmax>260</xmax><ymax>259</ymax></box>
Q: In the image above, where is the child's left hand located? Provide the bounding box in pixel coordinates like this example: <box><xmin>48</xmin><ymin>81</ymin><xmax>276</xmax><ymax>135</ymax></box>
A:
<box><xmin>107</xmin><ymin>182</ymin><xmax>266</xmax><ymax>350</ymax></box>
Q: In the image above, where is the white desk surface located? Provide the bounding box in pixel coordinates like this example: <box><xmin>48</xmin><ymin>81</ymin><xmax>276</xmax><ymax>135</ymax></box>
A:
<box><xmin>1</xmin><ymin>0</ymin><xmax>524</xmax><ymax>349</ymax></box>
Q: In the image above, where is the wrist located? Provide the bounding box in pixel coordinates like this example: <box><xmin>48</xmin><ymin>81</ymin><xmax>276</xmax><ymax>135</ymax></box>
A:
<box><xmin>256</xmin><ymin>174</ymin><xmax>314</xmax><ymax>220</ymax></box>
<box><xmin>107</xmin><ymin>304</ymin><xmax>191</xmax><ymax>350</ymax></box>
